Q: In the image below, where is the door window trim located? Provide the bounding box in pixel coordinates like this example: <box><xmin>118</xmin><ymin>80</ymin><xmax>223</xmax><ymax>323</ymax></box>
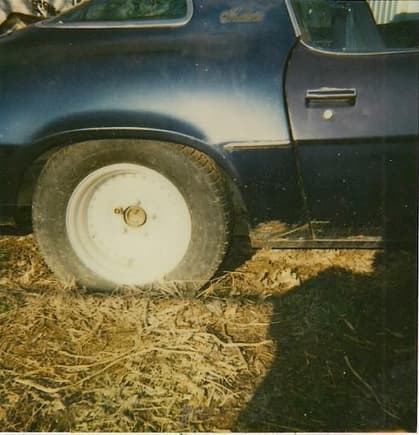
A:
<box><xmin>284</xmin><ymin>0</ymin><xmax>419</xmax><ymax>56</ymax></box>
<box><xmin>37</xmin><ymin>0</ymin><xmax>194</xmax><ymax>29</ymax></box>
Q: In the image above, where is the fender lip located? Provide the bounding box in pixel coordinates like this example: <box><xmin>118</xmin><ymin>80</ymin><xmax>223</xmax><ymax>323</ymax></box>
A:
<box><xmin>30</xmin><ymin>125</ymin><xmax>242</xmax><ymax>184</ymax></box>
<box><xmin>33</xmin><ymin>125</ymin><xmax>206</xmax><ymax>148</ymax></box>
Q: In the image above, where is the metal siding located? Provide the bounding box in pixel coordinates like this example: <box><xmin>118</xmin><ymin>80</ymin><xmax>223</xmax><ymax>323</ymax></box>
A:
<box><xmin>368</xmin><ymin>0</ymin><xmax>417</xmax><ymax>23</ymax></box>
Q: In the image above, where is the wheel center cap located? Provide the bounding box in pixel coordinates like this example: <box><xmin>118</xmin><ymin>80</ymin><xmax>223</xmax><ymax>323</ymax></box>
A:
<box><xmin>123</xmin><ymin>206</ymin><xmax>147</xmax><ymax>228</ymax></box>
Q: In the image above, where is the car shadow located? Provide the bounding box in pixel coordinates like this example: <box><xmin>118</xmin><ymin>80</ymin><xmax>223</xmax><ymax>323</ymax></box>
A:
<box><xmin>235</xmin><ymin>250</ymin><xmax>417</xmax><ymax>432</ymax></box>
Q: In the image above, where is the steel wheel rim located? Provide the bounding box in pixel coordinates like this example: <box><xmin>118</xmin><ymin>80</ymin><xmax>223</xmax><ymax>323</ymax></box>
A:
<box><xmin>66</xmin><ymin>163</ymin><xmax>192</xmax><ymax>285</ymax></box>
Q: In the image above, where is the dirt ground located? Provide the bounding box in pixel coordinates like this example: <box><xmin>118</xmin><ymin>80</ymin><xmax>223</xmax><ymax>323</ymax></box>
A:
<box><xmin>0</xmin><ymin>235</ymin><xmax>417</xmax><ymax>432</ymax></box>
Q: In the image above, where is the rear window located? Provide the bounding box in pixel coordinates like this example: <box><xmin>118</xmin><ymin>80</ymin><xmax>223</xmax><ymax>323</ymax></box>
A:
<box><xmin>291</xmin><ymin>0</ymin><xmax>419</xmax><ymax>52</ymax></box>
<box><xmin>50</xmin><ymin>0</ymin><xmax>190</xmax><ymax>24</ymax></box>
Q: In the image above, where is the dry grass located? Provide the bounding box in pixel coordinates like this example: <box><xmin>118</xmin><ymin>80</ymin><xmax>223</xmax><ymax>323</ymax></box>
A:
<box><xmin>0</xmin><ymin>290</ymin><xmax>274</xmax><ymax>431</ymax></box>
<box><xmin>0</xmin><ymin>235</ymin><xmax>416</xmax><ymax>431</ymax></box>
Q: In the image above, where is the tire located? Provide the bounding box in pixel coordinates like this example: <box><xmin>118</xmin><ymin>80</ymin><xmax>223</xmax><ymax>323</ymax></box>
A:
<box><xmin>33</xmin><ymin>139</ymin><xmax>231</xmax><ymax>291</ymax></box>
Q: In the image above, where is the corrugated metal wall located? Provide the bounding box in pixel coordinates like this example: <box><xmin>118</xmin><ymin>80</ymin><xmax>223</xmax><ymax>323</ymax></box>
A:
<box><xmin>368</xmin><ymin>0</ymin><xmax>398</xmax><ymax>24</ymax></box>
<box><xmin>368</xmin><ymin>0</ymin><xmax>419</xmax><ymax>23</ymax></box>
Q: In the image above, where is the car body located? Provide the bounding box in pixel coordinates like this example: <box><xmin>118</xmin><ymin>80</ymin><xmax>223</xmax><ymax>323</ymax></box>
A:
<box><xmin>0</xmin><ymin>0</ymin><xmax>417</xmax><ymax>288</ymax></box>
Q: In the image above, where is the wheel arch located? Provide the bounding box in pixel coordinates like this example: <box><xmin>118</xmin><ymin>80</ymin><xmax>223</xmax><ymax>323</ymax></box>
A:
<box><xmin>17</xmin><ymin>129</ymin><xmax>249</xmax><ymax>235</ymax></box>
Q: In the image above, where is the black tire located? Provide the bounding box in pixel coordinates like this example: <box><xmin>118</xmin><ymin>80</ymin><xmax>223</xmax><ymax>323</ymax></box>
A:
<box><xmin>33</xmin><ymin>139</ymin><xmax>232</xmax><ymax>291</ymax></box>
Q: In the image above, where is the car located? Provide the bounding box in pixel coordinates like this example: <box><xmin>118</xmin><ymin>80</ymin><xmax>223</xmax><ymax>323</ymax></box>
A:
<box><xmin>0</xmin><ymin>0</ymin><xmax>417</xmax><ymax>290</ymax></box>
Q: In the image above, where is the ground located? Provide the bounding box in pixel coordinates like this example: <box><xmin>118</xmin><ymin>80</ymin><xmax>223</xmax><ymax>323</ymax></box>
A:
<box><xmin>0</xmin><ymin>235</ymin><xmax>417</xmax><ymax>432</ymax></box>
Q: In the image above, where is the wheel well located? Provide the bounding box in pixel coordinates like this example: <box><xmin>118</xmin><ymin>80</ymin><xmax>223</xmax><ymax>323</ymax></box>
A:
<box><xmin>16</xmin><ymin>140</ymin><xmax>249</xmax><ymax>235</ymax></box>
<box><xmin>15</xmin><ymin>146</ymin><xmax>60</xmax><ymax>228</ymax></box>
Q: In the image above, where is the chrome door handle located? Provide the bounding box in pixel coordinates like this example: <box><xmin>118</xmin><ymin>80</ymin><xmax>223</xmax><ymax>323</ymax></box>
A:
<box><xmin>305</xmin><ymin>87</ymin><xmax>357</xmax><ymax>105</ymax></box>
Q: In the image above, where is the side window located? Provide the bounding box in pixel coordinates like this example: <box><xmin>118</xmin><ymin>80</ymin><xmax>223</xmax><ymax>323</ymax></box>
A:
<box><xmin>291</xmin><ymin>0</ymin><xmax>419</xmax><ymax>52</ymax></box>
<box><xmin>51</xmin><ymin>0</ymin><xmax>189</xmax><ymax>23</ymax></box>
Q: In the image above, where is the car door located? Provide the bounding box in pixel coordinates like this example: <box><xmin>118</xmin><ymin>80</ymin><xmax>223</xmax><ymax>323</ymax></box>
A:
<box><xmin>285</xmin><ymin>0</ymin><xmax>418</xmax><ymax>244</ymax></box>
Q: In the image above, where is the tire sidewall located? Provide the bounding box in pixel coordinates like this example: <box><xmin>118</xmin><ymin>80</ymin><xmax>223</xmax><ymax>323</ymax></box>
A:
<box><xmin>33</xmin><ymin>139</ymin><xmax>230</xmax><ymax>290</ymax></box>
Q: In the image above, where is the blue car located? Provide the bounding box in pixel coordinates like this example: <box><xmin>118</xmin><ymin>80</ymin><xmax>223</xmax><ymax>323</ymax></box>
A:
<box><xmin>0</xmin><ymin>0</ymin><xmax>417</xmax><ymax>289</ymax></box>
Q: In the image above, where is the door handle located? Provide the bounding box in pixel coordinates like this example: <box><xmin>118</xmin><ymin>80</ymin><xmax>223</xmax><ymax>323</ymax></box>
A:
<box><xmin>305</xmin><ymin>87</ymin><xmax>357</xmax><ymax>106</ymax></box>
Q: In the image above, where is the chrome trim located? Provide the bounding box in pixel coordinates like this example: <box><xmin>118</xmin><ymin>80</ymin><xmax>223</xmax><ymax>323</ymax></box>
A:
<box><xmin>299</xmin><ymin>38</ymin><xmax>419</xmax><ymax>56</ymax></box>
<box><xmin>305</xmin><ymin>87</ymin><xmax>357</xmax><ymax>104</ymax></box>
<box><xmin>224</xmin><ymin>140</ymin><xmax>292</xmax><ymax>151</ymax></box>
<box><xmin>285</xmin><ymin>0</ymin><xmax>301</xmax><ymax>37</ymax></box>
<box><xmin>306</xmin><ymin>88</ymin><xmax>357</xmax><ymax>99</ymax></box>
<box><xmin>37</xmin><ymin>0</ymin><xmax>193</xmax><ymax>29</ymax></box>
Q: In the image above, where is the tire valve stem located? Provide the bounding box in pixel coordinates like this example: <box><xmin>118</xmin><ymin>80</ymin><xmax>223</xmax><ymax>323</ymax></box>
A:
<box><xmin>114</xmin><ymin>207</ymin><xmax>123</xmax><ymax>215</ymax></box>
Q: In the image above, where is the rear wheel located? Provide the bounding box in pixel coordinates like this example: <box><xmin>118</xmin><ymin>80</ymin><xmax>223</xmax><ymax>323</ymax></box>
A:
<box><xmin>33</xmin><ymin>139</ymin><xmax>231</xmax><ymax>291</ymax></box>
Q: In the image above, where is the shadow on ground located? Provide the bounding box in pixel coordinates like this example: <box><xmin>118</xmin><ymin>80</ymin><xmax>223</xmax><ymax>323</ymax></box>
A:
<box><xmin>235</xmin><ymin>250</ymin><xmax>417</xmax><ymax>432</ymax></box>
<box><xmin>0</xmin><ymin>234</ymin><xmax>416</xmax><ymax>432</ymax></box>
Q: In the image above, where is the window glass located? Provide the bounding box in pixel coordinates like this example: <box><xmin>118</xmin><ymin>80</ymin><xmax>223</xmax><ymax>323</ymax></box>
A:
<box><xmin>51</xmin><ymin>0</ymin><xmax>188</xmax><ymax>23</ymax></box>
<box><xmin>291</xmin><ymin>0</ymin><xmax>419</xmax><ymax>52</ymax></box>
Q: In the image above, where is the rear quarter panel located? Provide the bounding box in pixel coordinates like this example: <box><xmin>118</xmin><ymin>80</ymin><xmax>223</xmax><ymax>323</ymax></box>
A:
<box><xmin>0</xmin><ymin>0</ymin><xmax>305</xmax><ymax>232</ymax></box>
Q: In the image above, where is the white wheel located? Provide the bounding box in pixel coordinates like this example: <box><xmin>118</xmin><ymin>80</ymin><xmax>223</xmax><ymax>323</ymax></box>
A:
<box><xmin>33</xmin><ymin>140</ymin><xmax>231</xmax><ymax>291</ymax></box>
<box><xmin>66</xmin><ymin>163</ymin><xmax>192</xmax><ymax>285</ymax></box>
